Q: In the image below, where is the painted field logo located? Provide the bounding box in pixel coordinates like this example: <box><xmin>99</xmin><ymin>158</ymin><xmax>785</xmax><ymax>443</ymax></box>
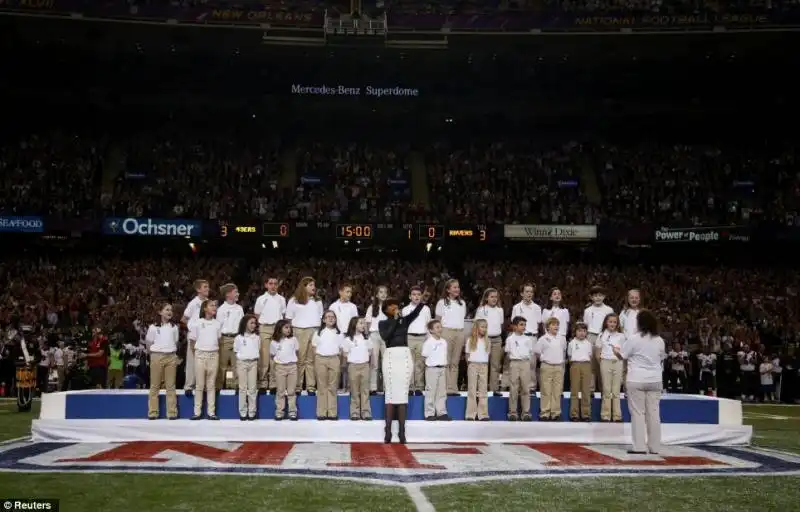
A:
<box><xmin>1</xmin><ymin>442</ymin><xmax>799</xmax><ymax>483</ymax></box>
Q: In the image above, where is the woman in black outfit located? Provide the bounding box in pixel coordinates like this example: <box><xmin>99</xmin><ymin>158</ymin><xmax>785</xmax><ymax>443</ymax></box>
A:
<box><xmin>379</xmin><ymin>298</ymin><xmax>424</xmax><ymax>444</ymax></box>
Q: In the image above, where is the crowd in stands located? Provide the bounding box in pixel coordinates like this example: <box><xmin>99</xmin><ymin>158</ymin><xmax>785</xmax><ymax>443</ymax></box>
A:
<box><xmin>3</xmin><ymin>132</ymin><xmax>799</xmax><ymax>226</ymax></box>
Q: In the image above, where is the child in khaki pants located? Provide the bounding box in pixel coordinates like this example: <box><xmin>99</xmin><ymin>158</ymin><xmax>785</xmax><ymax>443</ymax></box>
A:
<box><xmin>506</xmin><ymin>316</ymin><xmax>534</xmax><ymax>421</ymax></box>
<box><xmin>270</xmin><ymin>320</ymin><xmax>300</xmax><ymax>421</ymax></box>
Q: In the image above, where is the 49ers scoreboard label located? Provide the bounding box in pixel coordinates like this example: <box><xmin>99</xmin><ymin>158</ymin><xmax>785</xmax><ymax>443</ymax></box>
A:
<box><xmin>0</xmin><ymin>442</ymin><xmax>798</xmax><ymax>483</ymax></box>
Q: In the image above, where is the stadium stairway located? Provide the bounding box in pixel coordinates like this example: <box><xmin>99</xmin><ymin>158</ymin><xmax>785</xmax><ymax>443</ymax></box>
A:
<box><xmin>100</xmin><ymin>144</ymin><xmax>126</xmax><ymax>198</ymax></box>
<box><xmin>580</xmin><ymin>156</ymin><xmax>602</xmax><ymax>206</ymax></box>
<box><xmin>409</xmin><ymin>150</ymin><xmax>430</xmax><ymax>209</ymax></box>
<box><xmin>278</xmin><ymin>147</ymin><xmax>298</xmax><ymax>190</ymax></box>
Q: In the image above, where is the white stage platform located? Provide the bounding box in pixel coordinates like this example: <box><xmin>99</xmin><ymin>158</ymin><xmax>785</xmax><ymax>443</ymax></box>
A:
<box><xmin>31</xmin><ymin>419</ymin><xmax>753</xmax><ymax>445</ymax></box>
<box><xmin>31</xmin><ymin>389</ymin><xmax>752</xmax><ymax>445</ymax></box>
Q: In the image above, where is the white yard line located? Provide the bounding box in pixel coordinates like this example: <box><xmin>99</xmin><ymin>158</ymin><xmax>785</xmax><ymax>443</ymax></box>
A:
<box><xmin>743</xmin><ymin>413</ymin><xmax>790</xmax><ymax>420</ymax></box>
<box><xmin>405</xmin><ymin>484</ymin><xmax>436</xmax><ymax>512</ymax></box>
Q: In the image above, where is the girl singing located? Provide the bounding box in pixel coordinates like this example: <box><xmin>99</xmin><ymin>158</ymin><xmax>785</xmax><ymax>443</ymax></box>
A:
<box><xmin>343</xmin><ymin>317</ymin><xmax>372</xmax><ymax>420</ymax></box>
<box><xmin>464</xmin><ymin>319</ymin><xmax>490</xmax><ymax>421</ymax></box>
<box><xmin>434</xmin><ymin>279</ymin><xmax>467</xmax><ymax>396</ymax></box>
<box><xmin>234</xmin><ymin>314</ymin><xmax>260</xmax><ymax>421</ymax></box>
<box><xmin>619</xmin><ymin>289</ymin><xmax>642</xmax><ymax>337</ymax></box>
<box><xmin>542</xmin><ymin>288</ymin><xmax>570</xmax><ymax>341</ymax></box>
<box><xmin>145</xmin><ymin>303</ymin><xmax>179</xmax><ymax>420</ymax></box>
<box><xmin>365</xmin><ymin>285</ymin><xmax>389</xmax><ymax>395</ymax></box>
<box><xmin>473</xmin><ymin>288</ymin><xmax>505</xmax><ymax>396</ymax></box>
<box><xmin>286</xmin><ymin>277</ymin><xmax>324</xmax><ymax>396</ymax></box>
<box><xmin>270</xmin><ymin>319</ymin><xmax>299</xmax><ymax>421</ymax></box>
<box><xmin>597</xmin><ymin>313</ymin><xmax>625</xmax><ymax>422</ymax></box>
<box><xmin>188</xmin><ymin>300</ymin><xmax>222</xmax><ymax>420</ymax></box>
<box><xmin>312</xmin><ymin>310</ymin><xmax>344</xmax><ymax>420</ymax></box>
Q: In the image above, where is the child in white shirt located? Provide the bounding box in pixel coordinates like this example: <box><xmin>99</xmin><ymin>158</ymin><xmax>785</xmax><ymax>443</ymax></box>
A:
<box><xmin>421</xmin><ymin>320</ymin><xmax>450</xmax><ymax>421</ymax></box>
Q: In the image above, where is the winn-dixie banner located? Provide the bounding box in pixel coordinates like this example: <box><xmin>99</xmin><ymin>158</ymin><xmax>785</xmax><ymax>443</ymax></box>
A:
<box><xmin>1</xmin><ymin>2</ymin><xmax>793</xmax><ymax>31</ymax></box>
<box><xmin>654</xmin><ymin>226</ymin><xmax>751</xmax><ymax>243</ymax></box>
<box><xmin>505</xmin><ymin>224</ymin><xmax>597</xmax><ymax>241</ymax></box>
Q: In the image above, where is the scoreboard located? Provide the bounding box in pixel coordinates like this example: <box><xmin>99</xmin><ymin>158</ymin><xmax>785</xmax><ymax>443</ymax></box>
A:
<box><xmin>216</xmin><ymin>221</ymin><xmax>502</xmax><ymax>244</ymax></box>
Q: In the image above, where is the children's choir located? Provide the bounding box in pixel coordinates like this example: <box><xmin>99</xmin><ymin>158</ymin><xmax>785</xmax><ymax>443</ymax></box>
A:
<box><xmin>144</xmin><ymin>276</ymin><xmax>674</xmax><ymax>423</ymax></box>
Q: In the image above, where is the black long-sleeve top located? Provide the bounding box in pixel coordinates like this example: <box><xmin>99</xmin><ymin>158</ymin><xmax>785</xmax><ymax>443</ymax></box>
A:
<box><xmin>379</xmin><ymin>303</ymin><xmax>425</xmax><ymax>349</ymax></box>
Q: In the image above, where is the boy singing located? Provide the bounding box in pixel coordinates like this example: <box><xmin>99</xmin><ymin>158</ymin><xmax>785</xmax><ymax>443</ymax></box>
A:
<box><xmin>506</xmin><ymin>316</ymin><xmax>534</xmax><ymax>421</ymax></box>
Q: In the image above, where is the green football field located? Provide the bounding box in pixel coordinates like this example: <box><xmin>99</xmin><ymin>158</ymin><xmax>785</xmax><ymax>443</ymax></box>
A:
<box><xmin>0</xmin><ymin>399</ymin><xmax>799</xmax><ymax>512</ymax></box>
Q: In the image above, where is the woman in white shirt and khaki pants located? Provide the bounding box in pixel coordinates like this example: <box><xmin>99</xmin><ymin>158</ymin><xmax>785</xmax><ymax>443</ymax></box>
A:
<box><xmin>613</xmin><ymin>309</ymin><xmax>667</xmax><ymax>454</ymax></box>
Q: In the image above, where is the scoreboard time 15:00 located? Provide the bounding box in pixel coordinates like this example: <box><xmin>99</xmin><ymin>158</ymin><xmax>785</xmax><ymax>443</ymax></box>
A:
<box><xmin>257</xmin><ymin>222</ymin><xmax>494</xmax><ymax>243</ymax></box>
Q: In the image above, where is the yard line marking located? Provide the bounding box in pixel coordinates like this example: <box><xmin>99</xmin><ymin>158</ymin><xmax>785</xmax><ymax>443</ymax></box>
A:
<box><xmin>745</xmin><ymin>403</ymin><xmax>800</xmax><ymax>407</ymax></box>
<box><xmin>0</xmin><ymin>437</ymin><xmax>31</xmax><ymax>446</ymax></box>
<box><xmin>405</xmin><ymin>484</ymin><xmax>436</xmax><ymax>512</ymax></box>
<box><xmin>743</xmin><ymin>413</ymin><xmax>790</xmax><ymax>420</ymax></box>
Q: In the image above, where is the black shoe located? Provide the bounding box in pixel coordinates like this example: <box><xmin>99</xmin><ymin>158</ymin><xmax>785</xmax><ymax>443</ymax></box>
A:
<box><xmin>398</xmin><ymin>432</ymin><xmax>407</xmax><ymax>444</ymax></box>
<box><xmin>317</xmin><ymin>416</ymin><xmax>326</xmax><ymax>421</ymax></box>
<box><xmin>190</xmin><ymin>414</ymin><xmax>203</xmax><ymax>420</ymax></box>
<box><xmin>447</xmin><ymin>392</ymin><xmax>460</xmax><ymax>396</ymax></box>
<box><xmin>508</xmin><ymin>415</ymin><xmax>519</xmax><ymax>422</ymax></box>
<box><xmin>240</xmin><ymin>416</ymin><xmax>248</xmax><ymax>421</ymax></box>
<box><xmin>328</xmin><ymin>416</ymin><xmax>339</xmax><ymax>421</ymax></box>
<box><xmin>351</xmin><ymin>416</ymin><xmax>360</xmax><ymax>421</ymax></box>
<box><xmin>425</xmin><ymin>416</ymin><xmax>436</xmax><ymax>421</ymax></box>
<box><xmin>466</xmin><ymin>417</ymin><xmax>475</xmax><ymax>421</ymax></box>
<box><xmin>207</xmin><ymin>415</ymin><xmax>219</xmax><ymax>421</ymax></box>
<box><xmin>275</xmin><ymin>416</ymin><xmax>284</xmax><ymax>421</ymax></box>
<box><xmin>538</xmin><ymin>417</ymin><xmax>549</xmax><ymax>422</ymax></box>
<box><xmin>248</xmin><ymin>416</ymin><xmax>256</xmax><ymax>421</ymax></box>
<box><xmin>185</xmin><ymin>390</ymin><xmax>194</xmax><ymax>398</ymax></box>
<box><xmin>307</xmin><ymin>391</ymin><xmax>316</xmax><ymax>396</ymax></box>
<box><xmin>521</xmin><ymin>414</ymin><xmax>532</xmax><ymax>422</ymax></box>
<box><xmin>437</xmin><ymin>414</ymin><xmax>451</xmax><ymax>421</ymax></box>
<box><xmin>492</xmin><ymin>391</ymin><xmax>502</xmax><ymax>397</ymax></box>
<box><xmin>414</xmin><ymin>390</ymin><xmax>423</xmax><ymax>396</ymax></box>
<box><xmin>408</xmin><ymin>391</ymin><xmax>414</xmax><ymax>397</ymax></box>
<box><xmin>570</xmin><ymin>417</ymin><xmax>579</xmax><ymax>422</ymax></box>
<box><xmin>384</xmin><ymin>429</ymin><xmax>392</xmax><ymax>444</ymax></box>
<box><xmin>296</xmin><ymin>391</ymin><xmax>302</xmax><ymax>396</ymax></box>
<box><xmin>627</xmin><ymin>450</ymin><xmax>648</xmax><ymax>454</ymax></box>
<box><xmin>269</xmin><ymin>388</ymin><xmax>277</xmax><ymax>395</ymax></box>
<box><xmin>234</xmin><ymin>389</ymin><xmax>239</xmax><ymax>394</ymax></box>
<box><xmin>258</xmin><ymin>388</ymin><xmax>267</xmax><ymax>395</ymax></box>
<box><xmin>582</xmin><ymin>417</ymin><xmax>591</xmax><ymax>422</ymax></box>
<box><xmin>362</xmin><ymin>416</ymin><xmax>372</xmax><ymax>421</ymax></box>
<box><xmin>370</xmin><ymin>391</ymin><xmax>377</xmax><ymax>396</ymax></box>
<box><xmin>479</xmin><ymin>417</ymin><xmax>490</xmax><ymax>422</ymax></box>
<box><xmin>289</xmin><ymin>415</ymin><xmax>298</xmax><ymax>421</ymax></box>
<box><xmin>148</xmin><ymin>416</ymin><xmax>157</xmax><ymax>421</ymax></box>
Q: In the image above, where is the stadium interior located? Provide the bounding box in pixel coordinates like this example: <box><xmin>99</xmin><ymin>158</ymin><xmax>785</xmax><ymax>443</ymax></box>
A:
<box><xmin>1</xmin><ymin>2</ymin><xmax>800</xmax><ymax>511</ymax></box>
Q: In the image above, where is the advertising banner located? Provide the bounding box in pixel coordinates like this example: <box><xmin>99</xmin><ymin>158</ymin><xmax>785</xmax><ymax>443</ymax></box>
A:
<box><xmin>0</xmin><ymin>216</ymin><xmax>44</xmax><ymax>233</ymax></box>
<box><xmin>103</xmin><ymin>217</ymin><xmax>202</xmax><ymax>237</ymax></box>
<box><xmin>504</xmin><ymin>224</ymin><xmax>597</xmax><ymax>241</ymax></box>
<box><xmin>653</xmin><ymin>226</ymin><xmax>751</xmax><ymax>243</ymax></box>
<box><xmin>1</xmin><ymin>1</ymin><xmax>792</xmax><ymax>32</ymax></box>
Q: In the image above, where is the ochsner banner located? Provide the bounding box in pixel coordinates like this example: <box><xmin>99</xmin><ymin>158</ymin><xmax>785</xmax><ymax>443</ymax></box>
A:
<box><xmin>654</xmin><ymin>226</ymin><xmax>751</xmax><ymax>243</ymax></box>
<box><xmin>504</xmin><ymin>224</ymin><xmax>597</xmax><ymax>241</ymax></box>
<box><xmin>103</xmin><ymin>217</ymin><xmax>202</xmax><ymax>237</ymax></box>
